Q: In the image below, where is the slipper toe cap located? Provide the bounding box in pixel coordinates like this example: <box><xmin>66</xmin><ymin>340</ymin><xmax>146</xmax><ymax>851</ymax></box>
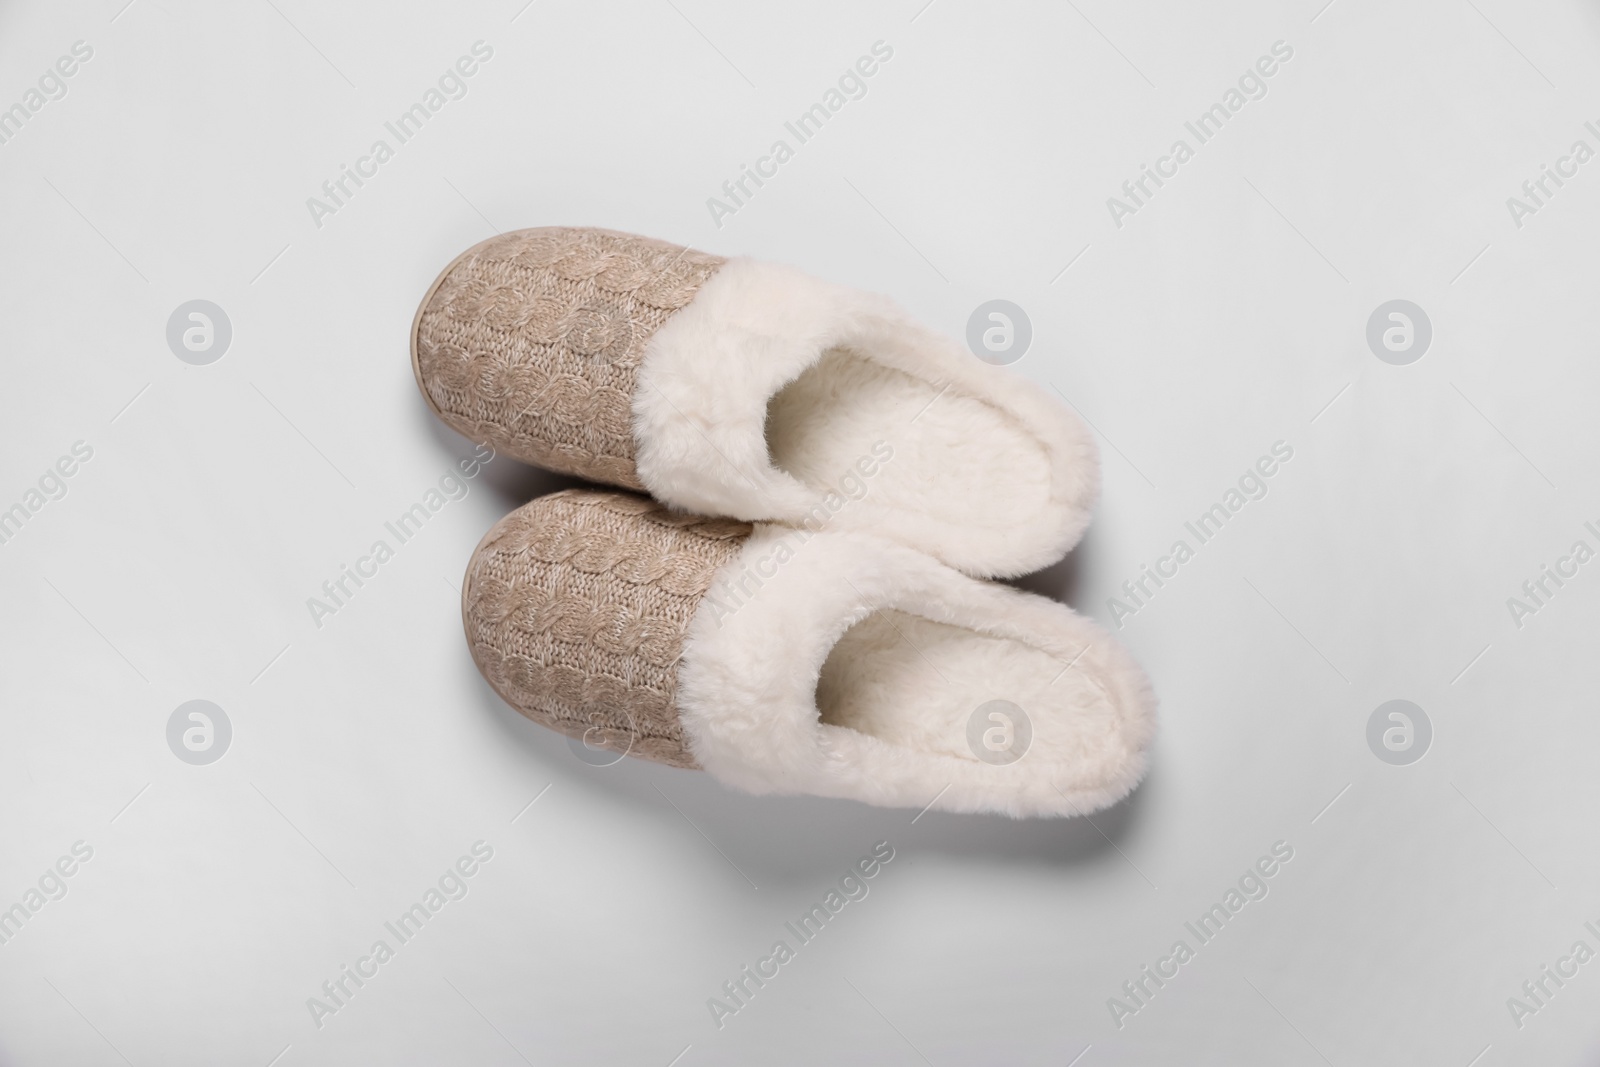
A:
<box><xmin>412</xmin><ymin>227</ymin><xmax>725</xmax><ymax>487</ymax></box>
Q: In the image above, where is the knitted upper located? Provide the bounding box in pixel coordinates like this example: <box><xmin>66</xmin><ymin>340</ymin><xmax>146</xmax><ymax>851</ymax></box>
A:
<box><xmin>461</xmin><ymin>489</ymin><xmax>750</xmax><ymax>768</ymax></box>
<box><xmin>413</xmin><ymin>227</ymin><xmax>725</xmax><ymax>488</ymax></box>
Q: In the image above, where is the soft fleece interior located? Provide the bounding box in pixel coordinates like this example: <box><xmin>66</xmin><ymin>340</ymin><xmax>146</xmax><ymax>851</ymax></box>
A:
<box><xmin>677</xmin><ymin>524</ymin><xmax>1154</xmax><ymax>817</ymax></box>
<box><xmin>764</xmin><ymin>348</ymin><xmax>1054</xmax><ymax>536</ymax></box>
<box><xmin>815</xmin><ymin>609</ymin><xmax>1113</xmax><ymax>776</ymax></box>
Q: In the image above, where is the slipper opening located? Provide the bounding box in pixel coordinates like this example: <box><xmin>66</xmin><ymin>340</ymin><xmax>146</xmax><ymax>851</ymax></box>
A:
<box><xmin>763</xmin><ymin>347</ymin><xmax>1055</xmax><ymax>539</ymax></box>
<box><xmin>813</xmin><ymin>606</ymin><xmax>1130</xmax><ymax>800</ymax></box>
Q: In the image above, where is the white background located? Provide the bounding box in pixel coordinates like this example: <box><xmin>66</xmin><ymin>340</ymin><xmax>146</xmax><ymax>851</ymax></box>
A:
<box><xmin>2</xmin><ymin>1</ymin><xmax>1598</xmax><ymax>1063</ymax></box>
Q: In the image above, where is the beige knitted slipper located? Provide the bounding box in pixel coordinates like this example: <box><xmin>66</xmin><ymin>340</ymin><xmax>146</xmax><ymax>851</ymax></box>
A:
<box><xmin>462</xmin><ymin>488</ymin><xmax>1155</xmax><ymax>819</ymax></box>
<box><xmin>415</xmin><ymin>226</ymin><xmax>1099</xmax><ymax>579</ymax></box>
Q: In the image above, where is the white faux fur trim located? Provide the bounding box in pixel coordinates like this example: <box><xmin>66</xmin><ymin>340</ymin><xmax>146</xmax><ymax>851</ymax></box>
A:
<box><xmin>676</xmin><ymin>526</ymin><xmax>1156</xmax><ymax>819</ymax></box>
<box><xmin>631</xmin><ymin>258</ymin><xmax>1099</xmax><ymax>578</ymax></box>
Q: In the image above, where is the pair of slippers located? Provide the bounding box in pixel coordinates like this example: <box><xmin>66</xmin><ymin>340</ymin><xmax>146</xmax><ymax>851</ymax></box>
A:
<box><xmin>411</xmin><ymin>227</ymin><xmax>1155</xmax><ymax>818</ymax></box>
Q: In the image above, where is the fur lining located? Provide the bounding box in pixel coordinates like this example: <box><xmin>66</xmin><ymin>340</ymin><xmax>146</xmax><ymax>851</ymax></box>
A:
<box><xmin>631</xmin><ymin>258</ymin><xmax>1100</xmax><ymax>578</ymax></box>
<box><xmin>676</xmin><ymin>526</ymin><xmax>1156</xmax><ymax>818</ymax></box>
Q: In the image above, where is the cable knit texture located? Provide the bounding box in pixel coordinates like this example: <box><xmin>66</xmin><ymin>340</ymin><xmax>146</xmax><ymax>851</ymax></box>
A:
<box><xmin>414</xmin><ymin>227</ymin><xmax>725</xmax><ymax>487</ymax></box>
<box><xmin>462</xmin><ymin>488</ymin><xmax>750</xmax><ymax>769</ymax></box>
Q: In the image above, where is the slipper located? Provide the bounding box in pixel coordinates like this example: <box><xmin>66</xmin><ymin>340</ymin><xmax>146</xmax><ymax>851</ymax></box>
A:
<box><xmin>461</xmin><ymin>488</ymin><xmax>1155</xmax><ymax>819</ymax></box>
<box><xmin>415</xmin><ymin>226</ymin><xmax>1099</xmax><ymax>578</ymax></box>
